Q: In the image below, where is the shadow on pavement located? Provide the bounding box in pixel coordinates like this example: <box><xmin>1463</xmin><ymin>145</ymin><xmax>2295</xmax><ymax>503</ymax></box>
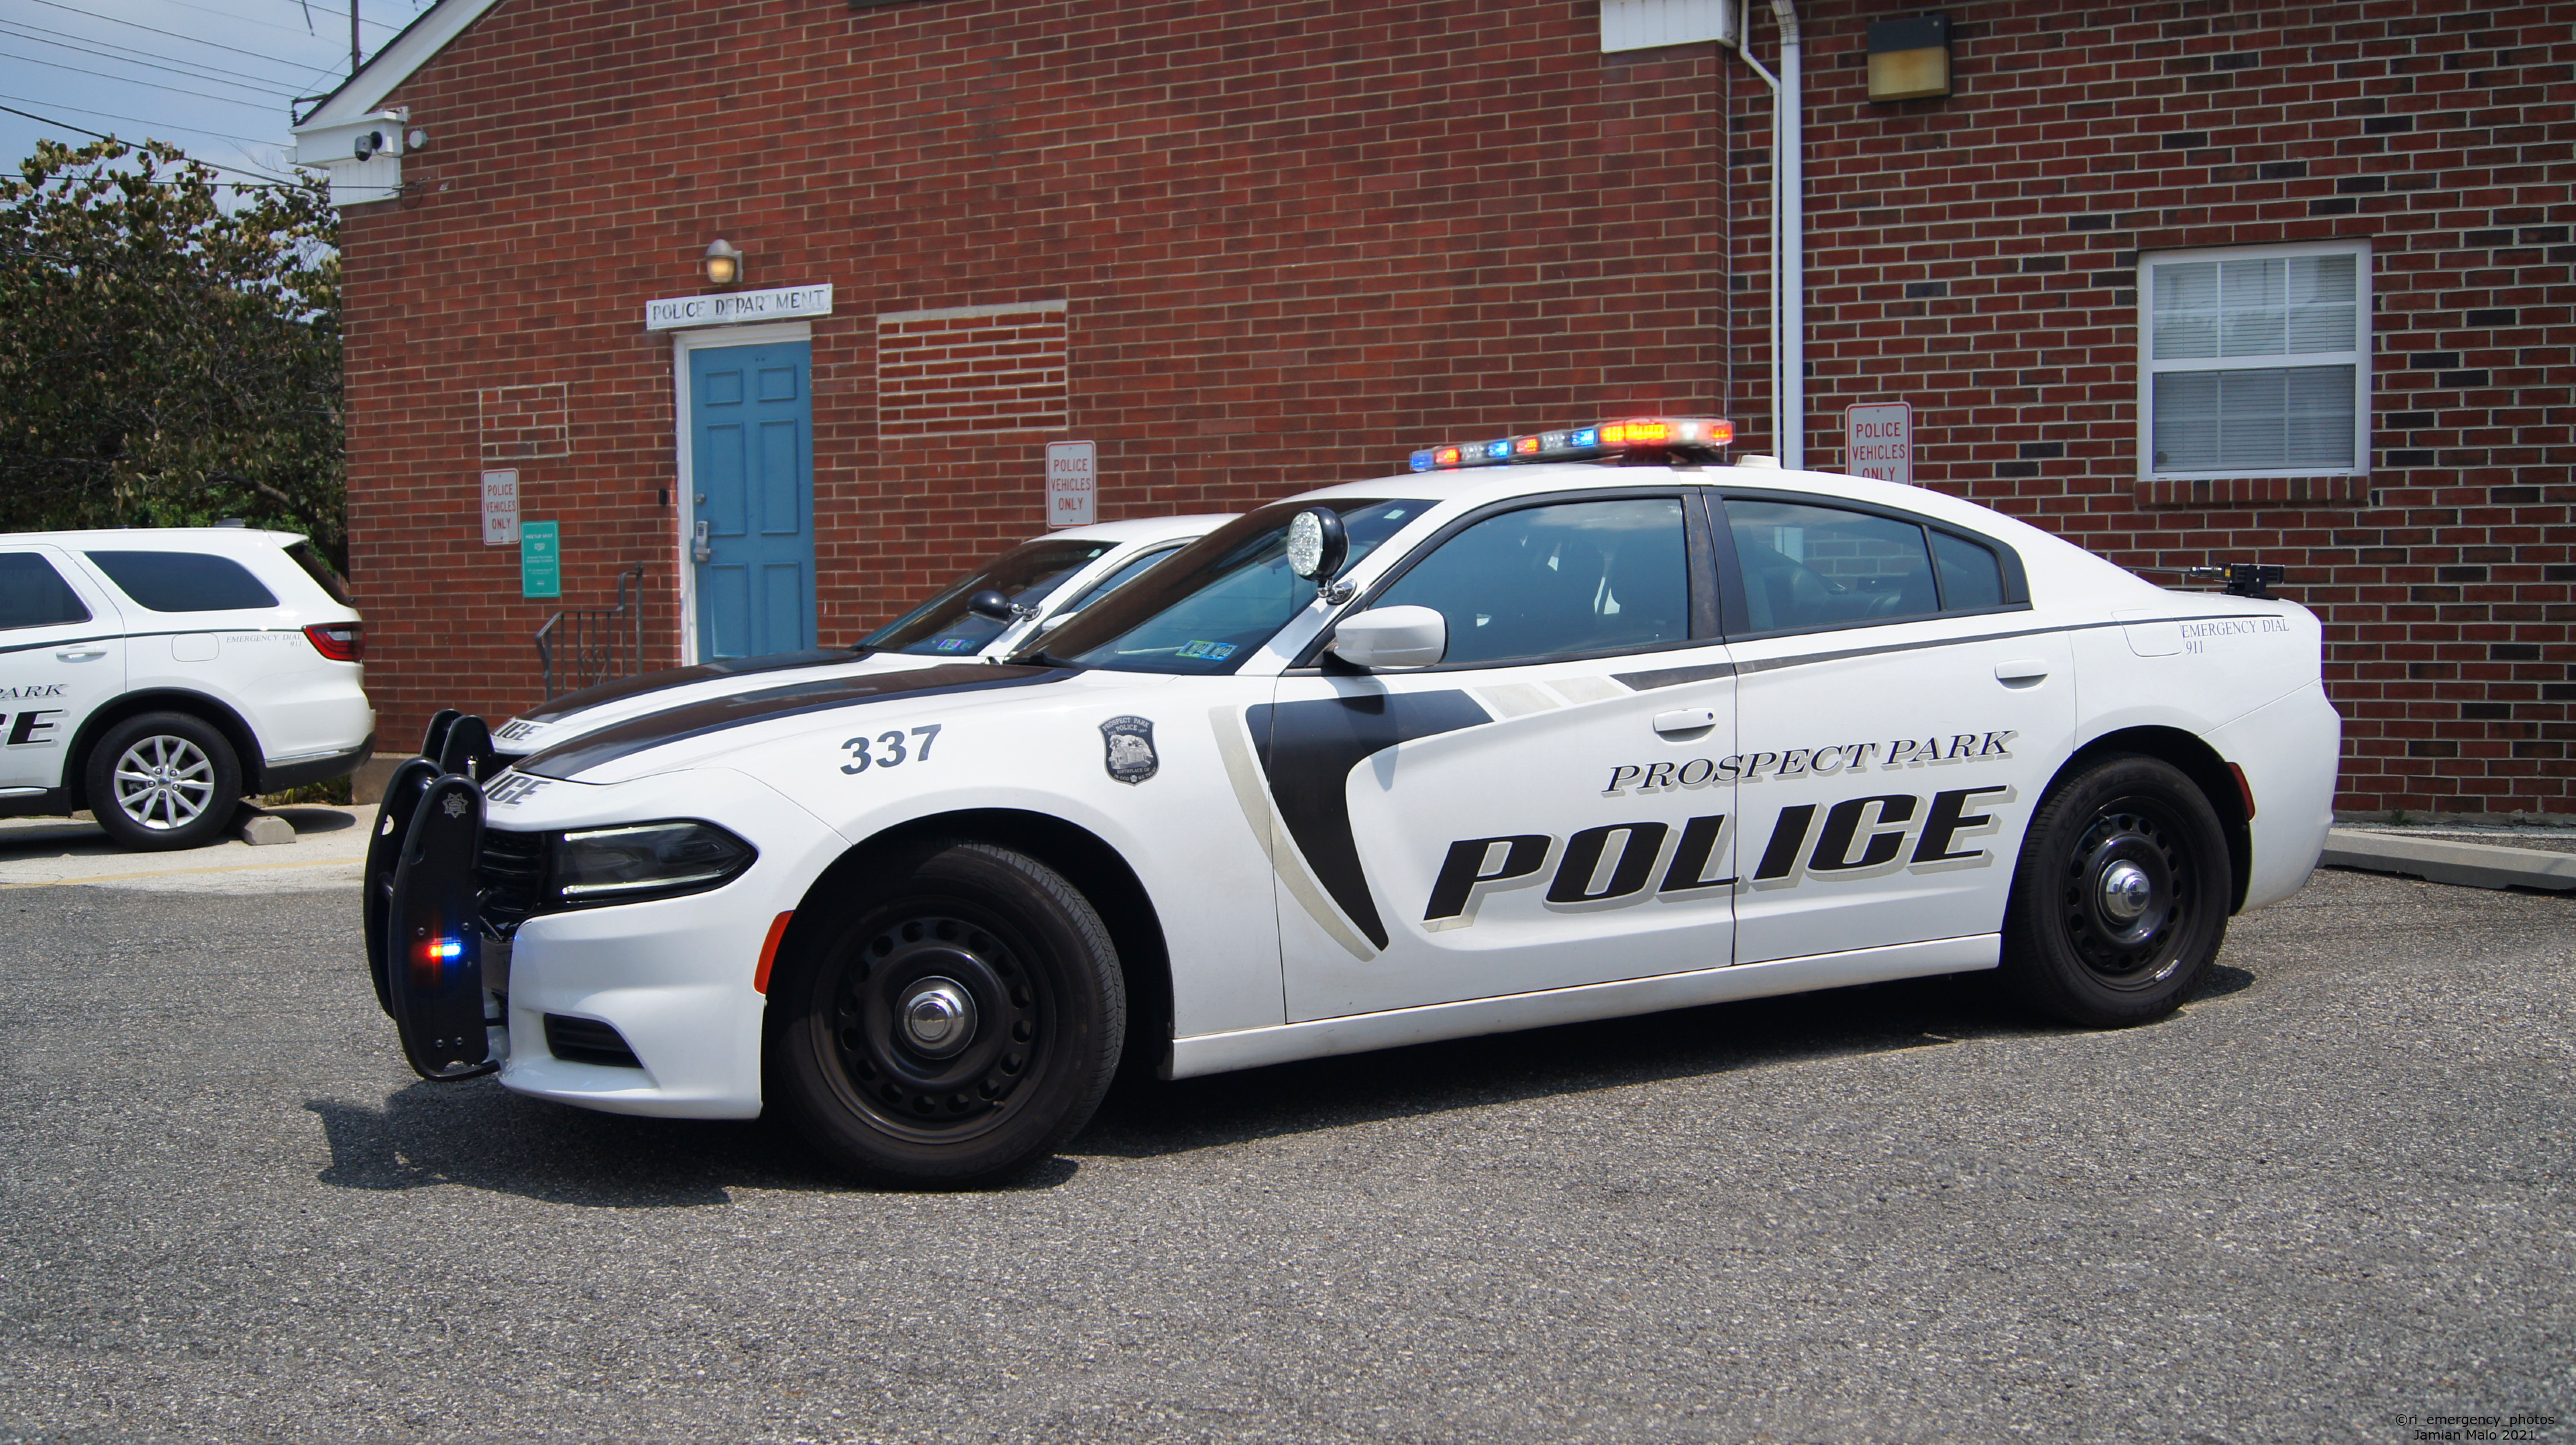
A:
<box><xmin>305</xmin><ymin>964</ymin><xmax>2257</xmax><ymax>1199</ymax></box>
<box><xmin>305</xmin><ymin>1083</ymin><xmax>1081</xmax><ymax>1205</ymax></box>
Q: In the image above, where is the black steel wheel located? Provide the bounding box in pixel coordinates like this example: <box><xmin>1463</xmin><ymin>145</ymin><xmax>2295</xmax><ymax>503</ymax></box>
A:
<box><xmin>85</xmin><ymin>711</ymin><xmax>243</xmax><ymax>851</ymax></box>
<box><xmin>2000</xmin><ymin>753</ymin><xmax>2231</xmax><ymax>1027</ymax></box>
<box><xmin>768</xmin><ymin>841</ymin><xmax>1124</xmax><ymax>1187</ymax></box>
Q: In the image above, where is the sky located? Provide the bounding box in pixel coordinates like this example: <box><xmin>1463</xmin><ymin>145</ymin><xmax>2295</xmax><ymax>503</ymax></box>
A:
<box><xmin>0</xmin><ymin>0</ymin><xmax>435</xmax><ymax>188</ymax></box>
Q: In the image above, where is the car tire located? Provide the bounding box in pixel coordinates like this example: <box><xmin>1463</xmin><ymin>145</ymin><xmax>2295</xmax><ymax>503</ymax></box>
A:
<box><xmin>768</xmin><ymin>841</ymin><xmax>1126</xmax><ymax>1188</ymax></box>
<box><xmin>85</xmin><ymin>711</ymin><xmax>245</xmax><ymax>852</ymax></box>
<box><xmin>1998</xmin><ymin>753</ymin><xmax>2231</xmax><ymax>1028</ymax></box>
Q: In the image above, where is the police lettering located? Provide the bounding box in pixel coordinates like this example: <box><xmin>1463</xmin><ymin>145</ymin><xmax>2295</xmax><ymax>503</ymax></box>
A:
<box><xmin>1424</xmin><ymin>787</ymin><xmax>2017</xmax><ymax>928</ymax></box>
<box><xmin>1605</xmin><ymin>732</ymin><xmax>2015</xmax><ymax>794</ymax></box>
<box><xmin>1</xmin><ymin>710</ymin><xmax>64</xmax><ymax>746</ymax></box>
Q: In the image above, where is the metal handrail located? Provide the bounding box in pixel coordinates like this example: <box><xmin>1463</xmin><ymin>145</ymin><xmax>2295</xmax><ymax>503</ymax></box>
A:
<box><xmin>535</xmin><ymin>564</ymin><xmax>645</xmax><ymax>700</ymax></box>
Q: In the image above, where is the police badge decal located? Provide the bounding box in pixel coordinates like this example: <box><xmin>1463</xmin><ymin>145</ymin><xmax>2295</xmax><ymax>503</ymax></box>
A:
<box><xmin>1099</xmin><ymin>716</ymin><xmax>1158</xmax><ymax>784</ymax></box>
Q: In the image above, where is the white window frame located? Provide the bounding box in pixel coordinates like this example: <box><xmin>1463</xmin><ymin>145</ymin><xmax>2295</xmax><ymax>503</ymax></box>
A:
<box><xmin>2137</xmin><ymin>238</ymin><xmax>2372</xmax><ymax>481</ymax></box>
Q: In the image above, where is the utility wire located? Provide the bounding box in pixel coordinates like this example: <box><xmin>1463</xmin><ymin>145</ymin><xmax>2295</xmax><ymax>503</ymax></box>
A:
<box><xmin>23</xmin><ymin>0</ymin><xmax>388</xmax><ymax>50</ymax></box>
<box><xmin>0</xmin><ymin>16</ymin><xmax>316</xmax><ymax>91</ymax></box>
<box><xmin>0</xmin><ymin>101</ymin><xmax>306</xmax><ymax>188</ymax></box>
<box><xmin>0</xmin><ymin>24</ymin><xmax>303</xmax><ymax>97</ymax></box>
<box><xmin>0</xmin><ymin>52</ymin><xmax>286</xmax><ymax>109</ymax></box>
<box><xmin>0</xmin><ymin>90</ymin><xmax>276</xmax><ymax>148</ymax></box>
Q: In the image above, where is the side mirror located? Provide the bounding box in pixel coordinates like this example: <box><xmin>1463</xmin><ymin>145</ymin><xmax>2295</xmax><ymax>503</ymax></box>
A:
<box><xmin>967</xmin><ymin>589</ymin><xmax>1018</xmax><ymax>623</ymax></box>
<box><xmin>1327</xmin><ymin>605</ymin><xmax>1447</xmax><ymax>670</ymax></box>
<box><xmin>1285</xmin><ymin>508</ymin><xmax>1349</xmax><ymax>582</ymax></box>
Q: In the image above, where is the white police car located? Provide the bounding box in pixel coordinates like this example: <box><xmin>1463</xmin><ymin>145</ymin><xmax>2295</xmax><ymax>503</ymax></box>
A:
<box><xmin>478</xmin><ymin>515</ymin><xmax>1229</xmax><ymax>768</ymax></box>
<box><xmin>378</xmin><ymin>419</ymin><xmax>2337</xmax><ymax>1187</ymax></box>
<box><xmin>1</xmin><ymin>527</ymin><xmax>372</xmax><ymax>849</ymax></box>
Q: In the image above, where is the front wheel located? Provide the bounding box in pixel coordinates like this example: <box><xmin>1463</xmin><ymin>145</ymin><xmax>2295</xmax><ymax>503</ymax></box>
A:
<box><xmin>767</xmin><ymin>841</ymin><xmax>1124</xmax><ymax>1187</ymax></box>
<box><xmin>1999</xmin><ymin>754</ymin><xmax>2231</xmax><ymax>1027</ymax></box>
<box><xmin>85</xmin><ymin>712</ymin><xmax>244</xmax><ymax>851</ymax></box>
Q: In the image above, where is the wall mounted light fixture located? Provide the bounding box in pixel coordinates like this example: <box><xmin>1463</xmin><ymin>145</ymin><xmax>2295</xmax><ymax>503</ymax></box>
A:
<box><xmin>1867</xmin><ymin>13</ymin><xmax>1950</xmax><ymax>102</ymax></box>
<box><xmin>702</xmin><ymin>238</ymin><xmax>744</xmax><ymax>286</ymax></box>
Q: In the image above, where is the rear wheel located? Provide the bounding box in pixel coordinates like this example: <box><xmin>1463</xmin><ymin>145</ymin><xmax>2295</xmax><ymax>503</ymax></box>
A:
<box><xmin>85</xmin><ymin>712</ymin><xmax>243</xmax><ymax>852</ymax></box>
<box><xmin>768</xmin><ymin>841</ymin><xmax>1124</xmax><ymax>1187</ymax></box>
<box><xmin>1999</xmin><ymin>754</ymin><xmax>2230</xmax><ymax>1027</ymax></box>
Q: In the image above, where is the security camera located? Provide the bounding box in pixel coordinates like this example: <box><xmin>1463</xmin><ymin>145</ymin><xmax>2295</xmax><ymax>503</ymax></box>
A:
<box><xmin>353</xmin><ymin>130</ymin><xmax>383</xmax><ymax>161</ymax></box>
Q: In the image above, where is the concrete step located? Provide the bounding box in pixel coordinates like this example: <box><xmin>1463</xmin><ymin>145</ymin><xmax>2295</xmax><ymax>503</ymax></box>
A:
<box><xmin>2320</xmin><ymin>828</ymin><xmax>2576</xmax><ymax>893</ymax></box>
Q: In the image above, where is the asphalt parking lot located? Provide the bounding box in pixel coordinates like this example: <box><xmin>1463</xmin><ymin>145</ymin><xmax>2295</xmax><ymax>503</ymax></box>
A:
<box><xmin>0</xmin><ymin>859</ymin><xmax>2567</xmax><ymax>1444</ymax></box>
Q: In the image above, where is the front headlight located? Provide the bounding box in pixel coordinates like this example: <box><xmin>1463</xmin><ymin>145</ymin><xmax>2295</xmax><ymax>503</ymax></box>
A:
<box><xmin>547</xmin><ymin>820</ymin><xmax>756</xmax><ymax>907</ymax></box>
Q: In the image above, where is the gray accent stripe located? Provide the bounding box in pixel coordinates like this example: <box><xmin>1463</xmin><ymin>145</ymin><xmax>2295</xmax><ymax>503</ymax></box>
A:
<box><xmin>0</xmin><ymin>627</ymin><xmax>303</xmax><ymax>658</ymax></box>
<box><xmin>1731</xmin><ymin>614</ymin><xmax>2260</xmax><ymax>677</ymax></box>
<box><xmin>1614</xmin><ymin>661</ymin><xmax>1739</xmax><ymax>690</ymax></box>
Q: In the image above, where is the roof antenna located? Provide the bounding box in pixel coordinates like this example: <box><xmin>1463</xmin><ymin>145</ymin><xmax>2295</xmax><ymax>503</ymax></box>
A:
<box><xmin>294</xmin><ymin>0</ymin><xmax>313</xmax><ymax>34</ymax></box>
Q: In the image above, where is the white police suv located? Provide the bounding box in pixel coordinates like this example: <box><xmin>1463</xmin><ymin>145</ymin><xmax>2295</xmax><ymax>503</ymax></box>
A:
<box><xmin>478</xmin><ymin>515</ymin><xmax>1229</xmax><ymax>769</ymax></box>
<box><xmin>378</xmin><ymin>420</ymin><xmax>2336</xmax><ymax>1187</ymax></box>
<box><xmin>1</xmin><ymin>527</ymin><xmax>372</xmax><ymax>849</ymax></box>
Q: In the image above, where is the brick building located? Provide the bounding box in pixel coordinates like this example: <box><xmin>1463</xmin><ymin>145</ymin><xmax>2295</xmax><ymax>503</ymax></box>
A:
<box><xmin>292</xmin><ymin>0</ymin><xmax>2573</xmax><ymax>818</ymax></box>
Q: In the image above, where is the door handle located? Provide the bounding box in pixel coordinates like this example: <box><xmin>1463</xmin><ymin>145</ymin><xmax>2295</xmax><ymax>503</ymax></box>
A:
<box><xmin>692</xmin><ymin>519</ymin><xmax>712</xmax><ymax>564</ymax></box>
<box><xmin>55</xmin><ymin>648</ymin><xmax>107</xmax><ymax>662</ymax></box>
<box><xmin>1653</xmin><ymin>708</ymin><xmax>1719</xmax><ymax>735</ymax></box>
<box><xmin>1994</xmin><ymin>658</ymin><xmax>2050</xmax><ymax>684</ymax></box>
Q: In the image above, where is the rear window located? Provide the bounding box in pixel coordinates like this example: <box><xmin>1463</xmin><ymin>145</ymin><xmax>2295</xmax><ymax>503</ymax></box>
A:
<box><xmin>85</xmin><ymin>551</ymin><xmax>280</xmax><ymax>612</ymax></box>
<box><xmin>0</xmin><ymin>553</ymin><xmax>92</xmax><ymax>630</ymax></box>
<box><xmin>284</xmin><ymin>541</ymin><xmax>354</xmax><ymax>606</ymax></box>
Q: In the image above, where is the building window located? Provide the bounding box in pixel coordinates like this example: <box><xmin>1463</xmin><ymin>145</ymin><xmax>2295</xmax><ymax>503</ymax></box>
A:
<box><xmin>2140</xmin><ymin>240</ymin><xmax>2370</xmax><ymax>478</ymax></box>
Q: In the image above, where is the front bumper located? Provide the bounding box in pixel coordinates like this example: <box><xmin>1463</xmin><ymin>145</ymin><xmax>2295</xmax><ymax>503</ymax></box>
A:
<box><xmin>476</xmin><ymin>768</ymin><xmax>850</xmax><ymax>1119</ymax></box>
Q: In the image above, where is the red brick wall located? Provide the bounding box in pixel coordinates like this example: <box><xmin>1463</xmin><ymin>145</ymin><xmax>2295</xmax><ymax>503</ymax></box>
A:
<box><xmin>340</xmin><ymin>0</ymin><xmax>2571</xmax><ymax>816</ymax></box>
<box><xmin>1737</xmin><ymin>0</ymin><xmax>2573</xmax><ymax>817</ymax></box>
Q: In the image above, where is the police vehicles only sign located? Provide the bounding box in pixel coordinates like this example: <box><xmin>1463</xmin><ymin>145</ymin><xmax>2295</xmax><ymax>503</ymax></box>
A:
<box><xmin>1047</xmin><ymin>440</ymin><xmax>1097</xmax><ymax>529</ymax></box>
<box><xmin>1845</xmin><ymin>402</ymin><xmax>1913</xmax><ymax>486</ymax></box>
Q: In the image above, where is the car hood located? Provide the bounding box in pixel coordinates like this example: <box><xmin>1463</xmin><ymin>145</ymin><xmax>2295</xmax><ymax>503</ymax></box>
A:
<box><xmin>514</xmin><ymin>663</ymin><xmax>1088</xmax><ymax>782</ymax></box>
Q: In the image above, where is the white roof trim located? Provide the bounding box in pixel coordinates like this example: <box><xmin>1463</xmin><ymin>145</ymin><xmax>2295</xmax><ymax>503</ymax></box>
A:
<box><xmin>292</xmin><ymin>0</ymin><xmax>506</xmax><ymax>133</ymax></box>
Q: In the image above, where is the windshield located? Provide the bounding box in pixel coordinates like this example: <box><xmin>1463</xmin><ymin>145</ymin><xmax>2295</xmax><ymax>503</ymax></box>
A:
<box><xmin>1030</xmin><ymin>498</ymin><xmax>1424</xmax><ymax>674</ymax></box>
<box><xmin>861</xmin><ymin>538</ymin><xmax>1118</xmax><ymax>656</ymax></box>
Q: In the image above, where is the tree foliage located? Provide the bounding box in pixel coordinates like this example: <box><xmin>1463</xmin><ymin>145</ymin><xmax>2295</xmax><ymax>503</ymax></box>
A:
<box><xmin>0</xmin><ymin>139</ymin><xmax>343</xmax><ymax>564</ymax></box>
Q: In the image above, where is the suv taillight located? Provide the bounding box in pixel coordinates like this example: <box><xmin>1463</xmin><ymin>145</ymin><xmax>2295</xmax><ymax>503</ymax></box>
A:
<box><xmin>304</xmin><ymin>622</ymin><xmax>364</xmax><ymax>661</ymax></box>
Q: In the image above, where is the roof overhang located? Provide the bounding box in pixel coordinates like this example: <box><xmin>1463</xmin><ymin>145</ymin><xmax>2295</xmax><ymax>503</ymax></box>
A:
<box><xmin>288</xmin><ymin>0</ymin><xmax>506</xmax><ymax>204</ymax></box>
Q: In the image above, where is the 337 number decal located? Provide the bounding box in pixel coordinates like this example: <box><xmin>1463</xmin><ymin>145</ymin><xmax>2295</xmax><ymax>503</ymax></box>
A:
<box><xmin>841</xmin><ymin>723</ymin><xmax>943</xmax><ymax>775</ymax></box>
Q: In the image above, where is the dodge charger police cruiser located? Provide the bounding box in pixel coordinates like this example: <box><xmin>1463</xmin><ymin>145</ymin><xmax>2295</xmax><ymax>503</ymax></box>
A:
<box><xmin>1</xmin><ymin>527</ymin><xmax>372</xmax><ymax>850</ymax></box>
<box><xmin>477</xmin><ymin>515</ymin><xmax>1228</xmax><ymax>769</ymax></box>
<box><xmin>375</xmin><ymin>419</ymin><xmax>2336</xmax><ymax>1187</ymax></box>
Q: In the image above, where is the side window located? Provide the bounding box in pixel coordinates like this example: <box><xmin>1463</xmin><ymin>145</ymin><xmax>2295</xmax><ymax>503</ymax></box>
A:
<box><xmin>1931</xmin><ymin>530</ymin><xmax>2006</xmax><ymax>611</ymax></box>
<box><xmin>84</xmin><ymin>551</ymin><xmax>280</xmax><ymax>613</ymax></box>
<box><xmin>0</xmin><ymin>553</ymin><xmax>93</xmax><ymax>631</ymax></box>
<box><xmin>1064</xmin><ymin>544</ymin><xmax>1185</xmax><ymax>612</ymax></box>
<box><xmin>1726</xmin><ymin>500</ymin><xmax>1938</xmax><ymax>633</ymax></box>
<box><xmin>1373</xmin><ymin>496</ymin><xmax>1690</xmax><ymax>667</ymax></box>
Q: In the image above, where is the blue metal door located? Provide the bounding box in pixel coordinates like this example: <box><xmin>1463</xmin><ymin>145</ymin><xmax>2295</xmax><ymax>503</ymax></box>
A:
<box><xmin>690</xmin><ymin>341</ymin><xmax>815</xmax><ymax>658</ymax></box>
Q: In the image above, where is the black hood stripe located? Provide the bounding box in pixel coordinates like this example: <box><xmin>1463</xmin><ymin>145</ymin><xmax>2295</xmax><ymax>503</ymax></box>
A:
<box><xmin>1248</xmin><ymin>690</ymin><xmax>1491</xmax><ymax>950</ymax></box>
<box><xmin>519</xmin><ymin>664</ymin><xmax>1073</xmax><ymax>779</ymax></box>
<box><xmin>519</xmin><ymin>649</ymin><xmax>859</xmax><ymax>723</ymax></box>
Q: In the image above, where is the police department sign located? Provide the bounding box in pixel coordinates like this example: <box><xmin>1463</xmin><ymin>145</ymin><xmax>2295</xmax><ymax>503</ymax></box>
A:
<box><xmin>645</xmin><ymin>283</ymin><xmax>833</xmax><ymax>331</ymax></box>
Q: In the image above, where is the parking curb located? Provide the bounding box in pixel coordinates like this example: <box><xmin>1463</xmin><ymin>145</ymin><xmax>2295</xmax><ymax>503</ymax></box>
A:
<box><xmin>2320</xmin><ymin>828</ymin><xmax>2576</xmax><ymax>894</ymax></box>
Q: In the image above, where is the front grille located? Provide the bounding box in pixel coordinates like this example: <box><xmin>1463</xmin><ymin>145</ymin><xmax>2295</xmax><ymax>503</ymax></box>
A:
<box><xmin>476</xmin><ymin>827</ymin><xmax>548</xmax><ymax>934</ymax></box>
<box><xmin>544</xmin><ymin>1014</ymin><xmax>642</xmax><ymax>1069</ymax></box>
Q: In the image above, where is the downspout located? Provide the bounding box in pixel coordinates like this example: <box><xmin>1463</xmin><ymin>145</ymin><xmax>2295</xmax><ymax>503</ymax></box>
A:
<box><xmin>1770</xmin><ymin>0</ymin><xmax>1803</xmax><ymax>470</ymax></box>
<box><xmin>1718</xmin><ymin>1</ymin><xmax>1804</xmax><ymax>468</ymax></box>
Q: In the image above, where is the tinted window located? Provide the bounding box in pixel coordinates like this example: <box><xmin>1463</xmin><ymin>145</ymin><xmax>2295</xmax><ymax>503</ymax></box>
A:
<box><xmin>85</xmin><ymin>551</ymin><xmax>279</xmax><ymax>612</ymax></box>
<box><xmin>0</xmin><ymin>553</ymin><xmax>92</xmax><ymax>630</ymax></box>
<box><xmin>1062</xmin><ymin>544</ymin><xmax>1185</xmax><ymax>612</ymax></box>
<box><xmin>1049</xmin><ymin>500</ymin><xmax>1423</xmax><ymax>674</ymax></box>
<box><xmin>1373</xmin><ymin>497</ymin><xmax>1690</xmax><ymax>667</ymax></box>
<box><xmin>863</xmin><ymin>539</ymin><xmax>1116</xmax><ymax>657</ymax></box>
<box><xmin>1726</xmin><ymin>500</ymin><xmax>1937</xmax><ymax>633</ymax></box>
<box><xmin>1931</xmin><ymin>529</ymin><xmax>2006</xmax><ymax>610</ymax></box>
<box><xmin>285</xmin><ymin>541</ymin><xmax>354</xmax><ymax>606</ymax></box>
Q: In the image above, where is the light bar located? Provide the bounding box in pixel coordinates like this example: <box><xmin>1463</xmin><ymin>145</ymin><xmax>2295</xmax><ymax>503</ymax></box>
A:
<box><xmin>1407</xmin><ymin>417</ymin><xmax>1736</xmax><ymax>471</ymax></box>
